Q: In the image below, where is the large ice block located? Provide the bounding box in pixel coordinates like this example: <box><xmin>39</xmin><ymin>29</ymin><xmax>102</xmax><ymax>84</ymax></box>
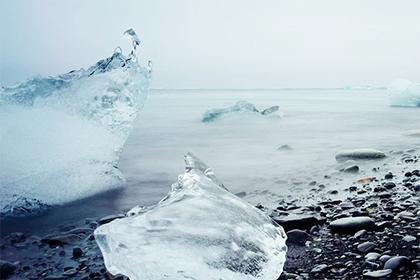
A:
<box><xmin>0</xmin><ymin>32</ymin><xmax>150</xmax><ymax>216</ymax></box>
<box><xmin>94</xmin><ymin>153</ymin><xmax>287</xmax><ymax>280</ymax></box>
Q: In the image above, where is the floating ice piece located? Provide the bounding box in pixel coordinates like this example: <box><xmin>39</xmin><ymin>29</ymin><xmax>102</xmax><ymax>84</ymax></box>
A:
<box><xmin>335</xmin><ymin>149</ymin><xmax>386</xmax><ymax>161</ymax></box>
<box><xmin>388</xmin><ymin>79</ymin><xmax>420</xmax><ymax>107</ymax></box>
<box><xmin>202</xmin><ymin>100</ymin><xmax>281</xmax><ymax>122</ymax></box>
<box><xmin>95</xmin><ymin>153</ymin><xmax>287</xmax><ymax>280</ymax></box>
<box><xmin>403</xmin><ymin>129</ymin><xmax>420</xmax><ymax>137</ymax></box>
<box><xmin>0</xmin><ymin>40</ymin><xmax>150</xmax><ymax>216</ymax></box>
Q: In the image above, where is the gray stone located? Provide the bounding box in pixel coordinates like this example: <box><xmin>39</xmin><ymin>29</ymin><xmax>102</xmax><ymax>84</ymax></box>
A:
<box><xmin>365</xmin><ymin>252</ymin><xmax>381</xmax><ymax>262</ymax></box>
<box><xmin>363</xmin><ymin>269</ymin><xmax>392</xmax><ymax>278</ymax></box>
<box><xmin>379</xmin><ymin>255</ymin><xmax>391</xmax><ymax>263</ymax></box>
<box><xmin>384</xmin><ymin>256</ymin><xmax>411</xmax><ymax>271</ymax></box>
<box><xmin>354</xmin><ymin>229</ymin><xmax>367</xmax><ymax>238</ymax></box>
<box><xmin>72</xmin><ymin>247</ymin><xmax>83</xmax><ymax>258</ymax></box>
<box><xmin>357</xmin><ymin>241</ymin><xmax>376</xmax><ymax>253</ymax></box>
<box><xmin>343</xmin><ymin>165</ymin><xmax>359</xmax><ymax>173</ymax></box>
<box><xmin>0</xmin><ymin>260</ymin><xmax>17</xmax><ymax>278</ymax></box>
<box><xmin>384</xmin><ymin>182</ymin><xmax>396</xmax><ymax>189</ymax></box>
<box><xmin>272</xmin><ymin>215</ymin><xmax>321</xmax><ymax>231</ymax></box>
<box><xmin>335</xmin><ymin>149</ymin><xmax>386</xmax><ymax>161</ymax></box>
<box><xmin>329</xmin><ymin>216</ymin><xmax>376</xmax><ymax>234</ymax></box>
<box><xmin>286</xmin><ymin>229</ymin><xmax>312</xmax><ymax>246</ymax></box>
<box><xmin>402</xmin><ymin>235</ymin><xmax>416</xmax><ymax>242</ymax></box>
<box><xmin>277</xmin><ymin>145</ymin><xmax>293</xmax><ymax>151</ymax></box>
<box><xmin>310</xmin><ymin>264</ymin><xmax>328</xmax><ymax>273</ymax></box>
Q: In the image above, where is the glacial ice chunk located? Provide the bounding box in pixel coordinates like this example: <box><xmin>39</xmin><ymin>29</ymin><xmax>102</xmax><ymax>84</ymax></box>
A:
<box><xmin>94</xmin><ymin>153</ymin><xmax>287</xmax><ymax>280</ymax></box>
<box><xmin>0</xmin><ymin>43</ymin><xmax>150</xmax><ymax>216</ymax></box>
<box><xmin>202</xmin><ymin>100</ymin><xmax>282</xmax><ymax>122</ymax></box>
<box><xmin>388</xmin><ymin>79</ymin><xmax>420</xmax><ymax>107</ymax></box>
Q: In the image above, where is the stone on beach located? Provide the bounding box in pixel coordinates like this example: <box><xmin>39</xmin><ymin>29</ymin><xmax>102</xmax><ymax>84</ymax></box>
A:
<box><xmin>0</xmin><ymin>260</ymin><xmax>17</xmax><ymax>278</ymax></box>
<box><xmin>384</xmin><ymin>256</ymin><xmax>411</xmax><ymax>271</ymax></box>
<box><xmin>329</xmin><ymin>216</ymin><xmax>376</xmax><ymax>234</ymax></box>
<box><xmin>286</xmin><ymin>229</ymin><xmax>312</xmax><ymax>246</ymax></box>
<box><xmin>335</xmin><ymin>149</ymin><xmax>386</xmax><ymax>161</ymax></box>
<box><xmin>357</xmin><ymin>241</ymin><xmax>376</xmax><ymax>253</ymax></box>
<box><xmin>363</xmin><ymin>269</ymin><xmax>392</xmax><ymax>278</ymax></box>
<box><xmin>272</xmin><ymin>215</ymin><xmax>321</xmax><ymax>232</ymax></box>
<box><xmin>343</xmin><ymin>165</ymin><xmax>359</xmax><ymax>173</ymax></box>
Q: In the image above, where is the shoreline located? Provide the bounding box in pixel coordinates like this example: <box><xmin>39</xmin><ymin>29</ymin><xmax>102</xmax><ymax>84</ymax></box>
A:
<box><xmin>1</xmin><ymin>149</ymin><xmax>419</xmax><ymax>279</ymax></box>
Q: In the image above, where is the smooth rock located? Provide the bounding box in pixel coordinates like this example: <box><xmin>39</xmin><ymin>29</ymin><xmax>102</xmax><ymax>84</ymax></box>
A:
<box><xmin>310</xmin><ymin>264</ymin><xmax>328</xmax><ymax>273</ymax></box>
<box><xmin>335</xmin><ymin>149</ymin><xmax>386</xmax><ymax>161</ymax></box>
<box><xmin>329</xmin><ymin>217</ymin><xmax>376</xmax><ymax>234</ymax></box>
<box><xmin>41</xmin><ymin>234</ymin><xmax>81</xmax><ymax>246</ymax></box>
<box><xmin>402</xmin><ymin>235</ymin><xmax>416</xmax><ymax>243</ymax></box>
<box><xmin>379</xmin><ymin>255</ymin><xmax>391</xmax><ymax>263</ymax></box>
<box><xmin>384</xmin><ymin>182</ymin><xmax>396</xmax><ymax>189</ymax></box>
<box><xmin>365</xmin><ymin>252</ymin><xmax>381</xmax><ymax>262</ymax></box>
<box><xmin>363</xmin><ymin>269</ymin><xmax>392</xmax><ymax>278</ymax></box>
<box><xmin>72</xmin><ymin>247</ymin><xmax>83</xmax><ymax>258</ymax></box>
<box><xmin>0</xmin><ymin>260</ymin><xmax>17</xmax><ymax>278</ymax></box>
<box><xmin>343</xmin><ymin>165</ymin><xmax>359</xmax><ymax>173</ymax></box>
<box><xmin>384</xmin><ymin>256</ymin><xmax>411</xmax><ymax>271</ymax></box>
<box><xmin>357</xmin><ymin>241</ymin><xmax>376</xmax><ymax>253</ymax></box>
<box><xmin>286</xmin><ymin>229</ymin><xmax>312</xmax><ymax>246</ymax></box>
<box><xmin>272</xmin><ymin>215</ymin><xmax>321</xmax><ymax>231</ymax></box>
<box><xmin>278</xmin><ymin>145</ymin><xmax>293</xmax><ymax>151</ymax></box>
<box><xmin>62</xmin><ymin>268</ymin><xmax>78</xmax><ymax>276</ymax></box>
<box><xmin>354</xmin><ymin>229</ymin><xmax>367</xmax><ymax>238</ymax></box>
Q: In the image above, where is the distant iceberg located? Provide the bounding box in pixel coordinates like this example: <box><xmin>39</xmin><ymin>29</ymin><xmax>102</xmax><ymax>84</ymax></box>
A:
<box><xmin>202</xmin><ymin>101</ymin><xmax>282</xmax><ymax>122</ymax></box>
<box><xmin>0</xmin><ymin>43</ymin><xmax>150</xmax><ymax>215</ymax></box>
<box><xmin>388</xmin><ymin>79</ymin><xmax>420</xmax><ymax>107</ymax></box>
<box><xmin>95</xmin><ymin>153</ymin><xmax>287</xmax><ymax>280</ymax></box>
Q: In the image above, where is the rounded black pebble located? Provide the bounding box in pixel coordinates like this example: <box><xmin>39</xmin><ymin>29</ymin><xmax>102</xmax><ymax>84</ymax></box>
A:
<box><xmin>384</xmin><ymin>172</ymin><xmax>393</xmax><ymax>179</ymax></box>
<box><xmin>384</xmin><ymin>256</ymin><xmax>411</xmax><ymax>272</ymax></box>
<box><xmin>72</xmin><ymin>247</ymin><xmax>83</xmax><ymax>259</ymax></box>
<box><xmin>286</xmin><ymin>229</ymin><xmax>312</xmax><ymax>246</ymax></box>
<box><xmin>404</xmin><ymin>172</ymin><xmax>412</xmax><ymax>177</ymax></box>
<box><xmin>384</xmin><ymin>182</ymin><xmax>396</xmax><ymax>189</ymax></box>
<box><xmin>0</xmin><ymin>259</ymin><xmax>17</xmax><ymax>278</ymax></box>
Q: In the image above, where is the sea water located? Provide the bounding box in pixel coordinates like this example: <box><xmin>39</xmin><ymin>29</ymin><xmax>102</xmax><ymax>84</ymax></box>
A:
<box><xmin>2</xmin><ymin>89</ymin><xmax>419</xmax><ymax>235</ymax></box>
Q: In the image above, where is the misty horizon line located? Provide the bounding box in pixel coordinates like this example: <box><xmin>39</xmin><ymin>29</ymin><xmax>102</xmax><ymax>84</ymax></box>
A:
<box><xmin>151</xmin><ymin>86</ymin><xmax>388</xmax><ymax>91</ymax></box>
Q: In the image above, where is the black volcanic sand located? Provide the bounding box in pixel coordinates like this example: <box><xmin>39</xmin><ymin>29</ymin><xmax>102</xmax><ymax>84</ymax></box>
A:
<box><xmin>1</xmin><ymin>150</ymin><xmax>419</xmax><ymax>280</ymax></box>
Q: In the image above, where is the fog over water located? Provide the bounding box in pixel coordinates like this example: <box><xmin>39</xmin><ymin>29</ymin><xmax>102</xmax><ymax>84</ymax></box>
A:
<box><xmin>1</xmin><ymin>0</ymin><xmax>420</xmax><ymax>88</ymax></box>
<box><xmin>1</xmin><ymin>1</ymin><xmax>419</xmax><ymax>235</ymax></box>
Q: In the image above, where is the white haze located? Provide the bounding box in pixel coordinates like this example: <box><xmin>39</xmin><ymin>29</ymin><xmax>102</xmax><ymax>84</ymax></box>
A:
<box><xmin>1</xmin><ymin>0</ymin><xmax>420</xmax><ymax>88</ymax></box>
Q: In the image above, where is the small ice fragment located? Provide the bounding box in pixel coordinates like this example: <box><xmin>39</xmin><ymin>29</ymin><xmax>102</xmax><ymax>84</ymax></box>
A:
<box><xmin>388</xmin><ymin>79</ymin><xmax>420</xmax><ymax>107</ymax></box>
<box><xmin>202</xmin><ymin>100</ymin><xmax>282</xmax><ymax>122</ymax></box>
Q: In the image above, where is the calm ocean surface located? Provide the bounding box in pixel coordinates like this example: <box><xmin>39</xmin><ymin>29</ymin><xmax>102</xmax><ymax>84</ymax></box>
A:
<box><xmin>2</xmin><ymin>89</ymin><xmax>419</xmax><ymax>235</ymax></box>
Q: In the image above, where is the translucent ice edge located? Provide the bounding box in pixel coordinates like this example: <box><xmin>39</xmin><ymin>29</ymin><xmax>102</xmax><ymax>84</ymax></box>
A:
<box><xmin>94</xmin><ymin>153</ymin><xmax>287</xmax><ymax>280</ymax></box>
<box><xmin>0</xmin><ymin>50</ymin><xmax>150</xmax><ymax>216</ymax></box>
<box><xmin>202</xmin><ymin>100</ymin><xmax>283</xmax><ymax>123</ymax></box>
<box><xmin>388</xmin><ymin>79</ymin><xmax>420</xmax><ymax>107</ymax></box>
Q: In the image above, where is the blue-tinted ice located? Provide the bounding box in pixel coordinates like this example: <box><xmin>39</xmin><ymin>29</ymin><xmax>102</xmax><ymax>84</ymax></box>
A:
<box><xmin>388</xmin><ymin>79</ymin><xmax>420</xmax><ymax>107</ymax></box>
<box><xmin>94</xmin><ymin>153</ymin><xmax>287</xmax><ymax>280</ymax></box>
<box><xmin>0</xmin><ymin>41</ymin><xmax>150</xmax><ymax>215</ymax></box>
<box><xmin>202</xmin><ymin>100</ymin><xmax>282</xmax><ymax>122</ymax></box>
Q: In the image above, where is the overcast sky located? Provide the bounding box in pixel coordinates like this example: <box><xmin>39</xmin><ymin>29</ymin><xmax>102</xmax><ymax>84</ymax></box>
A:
<box><xmin>1</xmin><ymin>0</ymin><xmax>419</xmax><ymax>88</ymax></box>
